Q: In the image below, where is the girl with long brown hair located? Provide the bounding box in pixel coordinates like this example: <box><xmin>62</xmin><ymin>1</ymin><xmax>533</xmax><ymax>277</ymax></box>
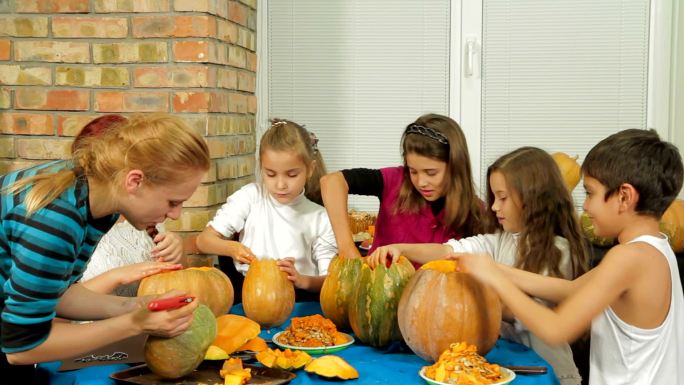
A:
<box><xmin>369</xmin><ymin>147</ymin><xmax>589</xmax><ymax>385</ymax></box>
<box><xmin>321</xmin><ymin>113</ymin><xmax>488</xmax><ymax>266</ymax></box>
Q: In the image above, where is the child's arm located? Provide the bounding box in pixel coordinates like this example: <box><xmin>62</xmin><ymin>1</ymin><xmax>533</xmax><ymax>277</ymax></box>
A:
<box><xmin>81</xmin><ymin>262</ymin><xmax>183</xmax><ymax>294</ymax></box>
<box><xmin>320</xmin><ymin>172</ymin><xmax>363</xmax><ymax>259</ymax></box>
<box><xmin>496</xmin><ymin>263</ymin><xmax>596</xmax><ymax>304</ymax></box>
<box><xmin>367</xmin><ymin>243</ymin><xmax>452</xmax><ymax>268</ymax></box>
<box><xmin>277</xmin><ymin>257</ymin><xmax>325</xmax><ymax>291</ymax></box>
<box><xmin>196</xmin><ymin>226</ymin><xmax>256</xmax><ymax>264</ymax></box>
<box><xmin>150</xmin><ymin>231</ymin><xmax>184</xmax><ymax>264</ymax></box>
<box><xmin>453</xmin><ymin>245</ymin><xmax>642</xmax><ymax>345</ymax></box>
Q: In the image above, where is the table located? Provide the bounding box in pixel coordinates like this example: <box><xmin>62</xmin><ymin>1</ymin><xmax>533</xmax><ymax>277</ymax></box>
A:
<box><xmin>39</xmin><ymin>302</ymin><xmax>560</xmax><ymax>385</ymax></box>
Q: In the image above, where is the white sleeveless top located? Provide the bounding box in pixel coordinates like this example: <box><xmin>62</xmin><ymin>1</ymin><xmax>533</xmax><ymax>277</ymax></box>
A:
<box><xmin>589</xmin><ymin>234</ymin><xmax>684</xmax><ymax>385</ymax></box>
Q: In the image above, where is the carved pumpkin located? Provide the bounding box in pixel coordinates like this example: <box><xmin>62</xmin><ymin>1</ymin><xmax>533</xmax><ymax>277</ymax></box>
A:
<box><xmin>144</xmin><ymin>304</ymin><xmax>216</xmax><ymax>379</ymax></box>
<box><xmin>242</xmin><ymin>259</ymin><xmax>295</xmax><ymax>328</ymax></box>
<box><xmin>348</xmin><ymin>256</ymin><xmax>415</xmax><ymax>348</ymax></box>
<box><xmin>212</xmin><ymin>314</ymin><xmax>261</xmax><ymax>354</ymax></box>
<box><xmin>320</xmin><ymin>256</ymin><xmax>363</xmax><ymax>331</ymax></box>
<box><xmin>397</xmin><ymin>260</ymin><xmax>501</xmax><ymax>361</ymax></box>
<box><xmin>660</xmin><ymin>199</ymin><xmax>684</xmax><ymax>252</ymax></box>
<box><xmin>304</xmin><ymin>355</ymin><xmax>359</xmax><ymax>380</ymax></box>
<box><xmin>551</xmin><ymin>152</ymin><xmax>581</xmax><ymax>191</ymax></box>
<box><xmin>137</xmin><ymin>267</ymin><xmax>233</xmax><ymax>317</ymax></box>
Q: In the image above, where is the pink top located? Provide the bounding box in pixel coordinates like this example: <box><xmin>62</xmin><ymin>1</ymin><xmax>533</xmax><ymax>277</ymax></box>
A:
<box><xmin>370</xmin><ymin>167</ymin><xmax>460</xmax><ymax>268</ymax></box>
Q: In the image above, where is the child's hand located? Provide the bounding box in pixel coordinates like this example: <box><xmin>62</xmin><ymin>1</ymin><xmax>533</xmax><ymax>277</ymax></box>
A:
<box><xmin>117</xmin><ymin>261</ymin><xmax>183</xmax><ymax>286</ymax></box>
<box><xmin>446</xmin><ymin>252</ymin><xmax>501</xmax><ymax>285</ymax></box>
<box><xmin>130</xmin><ymin>290</ymin><xmax>198</xmax><ymax>338</ymax></box>
<box><xmin>277</xmin><ymin>257</ymin><xmax>304</xmax><ymax>288</ymax></box>
<box><xmin>230</xmin><ymin>242</ymin><xmax>256</xmax><ymax>264</ymax></box>
<box><xmin>151</xmin><ymin>232</ymin><xmax>183</xmax><ymax>264</ymax></box>
<box><xmin>367</xmin><ymin>245</ymin><xmax>401</xmax><ymax>269</ymax></box>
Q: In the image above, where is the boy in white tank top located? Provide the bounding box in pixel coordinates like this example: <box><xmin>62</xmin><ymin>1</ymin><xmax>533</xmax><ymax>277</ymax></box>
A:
<box><xmin>452</xmin><ymin>129</ymin><xmax>683</xmax><ymax>385</ymax></box>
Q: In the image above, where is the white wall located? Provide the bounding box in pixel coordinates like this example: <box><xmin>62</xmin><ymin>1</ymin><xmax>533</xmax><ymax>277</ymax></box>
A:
<box><xmin>673</xmin><ymin>1</ymin><xmax>684</xmax><ymax>198</ymax></box>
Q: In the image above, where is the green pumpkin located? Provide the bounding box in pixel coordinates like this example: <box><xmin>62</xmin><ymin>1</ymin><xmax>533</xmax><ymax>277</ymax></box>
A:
<box><xmin>580</xmin><ymin>211</ymin><xmax>616</xmax><ymax>247</ymax></box>
<box><xmin>348</xmin><ymin>256</ymin><xmax>415</xmax><ymax>348</ymax></box>
<box><xmin>319</xmin><ymin>256</ymin><xmax>363</xmax><ymax>331</ymax></box>
<box><xmin>144</xmin><ymin>304</ymin><xmax>217</xmax><ymax>379</ymax></box>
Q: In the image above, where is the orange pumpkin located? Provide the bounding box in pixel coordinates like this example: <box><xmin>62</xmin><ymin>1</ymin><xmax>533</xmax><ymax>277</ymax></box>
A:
<box><xmin>397</xmin><ymin>260</ymin><xmax>502</xmax><ymax>361</ymax></box>
<box><xmin>242</xmin><ymin>259</ymin><xmax>295</xmax><ymax>328</ymax></box>
<box><xmin>137</xmin><ymin>267</ymin><xmax>233</xmax><ymax>317</ymax></box>
<box><xmin>319</xmin><ymin>256</ymin><xmax>363</xmax><ymax>331</ymax></box>
<box><xmin>660</xmin><ymin>199</ymin><xmax>684</xmax><ymax>252</ymax></box>
<box><xmin>551</xmin><ymin>152</ymin><xmax>581</xmax><ymax>191</ymax></box>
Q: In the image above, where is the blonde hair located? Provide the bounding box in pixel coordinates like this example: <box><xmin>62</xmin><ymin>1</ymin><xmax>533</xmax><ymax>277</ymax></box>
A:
<box><xmin>6</xmin><ymin>114</ymin><xmax>210</xmax><ymax>216</ymax></box>
<box><xmin>259</xmin><ymin>119</ymin><xmax>327</xmax><ymax>205</ymax></box>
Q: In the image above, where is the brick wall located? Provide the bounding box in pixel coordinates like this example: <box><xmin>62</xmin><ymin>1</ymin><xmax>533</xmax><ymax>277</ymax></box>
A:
<box><xmin>0</xmin><ymin>0</ymin><xmax>258</xmax><ymax>263</ymax></box>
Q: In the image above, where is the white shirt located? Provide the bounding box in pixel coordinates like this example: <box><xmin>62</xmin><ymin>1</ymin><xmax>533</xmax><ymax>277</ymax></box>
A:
<box><xmin>589</xmin><ymin>234</ymin><xmax>684</xmax><ymax>385</ymax></box>
<box><xmin>81</xmin><ymin>220</ymin><xmax>161</xmax><ymax>296</ymax></box>
<box><xmin>208</xmin><ymin>182</ymin><xmax>337</xmax><ymax>276</ymax></box>
<box><xmin>446</xmin><ymin>232</ymin><xmax>581</xmax><ymax>385</ymax></box>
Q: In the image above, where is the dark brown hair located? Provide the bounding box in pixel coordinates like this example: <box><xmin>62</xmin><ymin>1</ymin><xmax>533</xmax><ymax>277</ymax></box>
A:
<box><xmin>582</xmin><ymin>129</ymin><xmax>683</xmax><ymax>218</ymax></box>
<box><xmin>487</xmin><ymin>147</ymin><xmax>589</xmax><ymax>278</ymax></box>
<box><xmin>396</xmin><ymin>113</ymin><xmax>488</xmax><ymax>236</ymax></box>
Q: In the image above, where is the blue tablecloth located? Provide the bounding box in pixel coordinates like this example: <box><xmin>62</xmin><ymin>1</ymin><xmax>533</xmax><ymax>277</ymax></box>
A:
<box><xmin>39</xmin><ymin>302</ymin><xmax>560</xmax><ymax>385</ymax></box>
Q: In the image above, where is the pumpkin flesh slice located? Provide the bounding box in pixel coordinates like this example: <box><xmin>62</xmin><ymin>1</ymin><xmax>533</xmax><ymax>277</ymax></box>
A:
<box><xmin>304</xmin><ymin>355</ymin><xmax>359</xmax><ymax>380</ymax></box>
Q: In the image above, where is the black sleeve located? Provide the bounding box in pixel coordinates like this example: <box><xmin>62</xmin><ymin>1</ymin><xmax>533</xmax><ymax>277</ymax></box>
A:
<box><xmin>340</xmin><ymin>168</ymin><xmax>384</xmax><ymax>198</ymax></box>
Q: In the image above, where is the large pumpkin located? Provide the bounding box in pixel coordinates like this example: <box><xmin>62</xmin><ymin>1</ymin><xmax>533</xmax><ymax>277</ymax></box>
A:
<box><xmin>348</xmin><ymin>256</ymin><xmax>415</xmax><ymax>348</ymax></box>
<box><xmin>138</xmin><ymin>267</ymin><xmax>233</xmax><ymax>317</ymax></box>
<box><xmin>144</xmin><ymin>304</ymin><xmax>217</xmax><ymax>379</ymax></box>
<box><xmin>551</xmin><ymin>152</ymin><xmax>581</xmax><ymax>191</ymax></box>
<box><xmin>242</xmin><ymin>259</ymin><xmax>295</xmax><ymax>328</ymax></box>
<box><xmin>397</xmin><ymin>260</ymin><xmax>501</xmax><ymax>361</ymax></box>
<box><xmin>319</xmin><ymin>256</ymin><xmax>363</xmax><ymax>331</ymax></box>
<box><xmin>660</xmin><ymin>199</ymin><xmax>684</xmax><ymax>252</ymax></box>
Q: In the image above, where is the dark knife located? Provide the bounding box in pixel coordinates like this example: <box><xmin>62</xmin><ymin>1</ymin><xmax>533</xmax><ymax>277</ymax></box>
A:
<box><xmin>502</xmin><ymin>365</ymin><xmax>548</xmax><ymax>374</ymax></box>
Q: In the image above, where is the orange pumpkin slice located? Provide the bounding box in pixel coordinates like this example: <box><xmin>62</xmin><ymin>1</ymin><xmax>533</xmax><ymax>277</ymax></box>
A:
<box><xmin>212</xmin><ymin>314</ymin><xmax>260</xmax><ymax>354</ymax></box>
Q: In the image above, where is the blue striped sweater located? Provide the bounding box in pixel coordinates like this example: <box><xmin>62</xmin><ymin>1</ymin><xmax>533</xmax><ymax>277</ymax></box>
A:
<box><xmin>0</xmin><ymin>161</ymin><xmax>118</xmax><ymax>353</ymax></box>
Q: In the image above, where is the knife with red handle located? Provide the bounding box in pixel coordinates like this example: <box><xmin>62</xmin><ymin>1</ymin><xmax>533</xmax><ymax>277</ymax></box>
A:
<box><xmin>147</xmin><ymin>295</ymin><xmax>195</xmax><ymax>311</ymax></box>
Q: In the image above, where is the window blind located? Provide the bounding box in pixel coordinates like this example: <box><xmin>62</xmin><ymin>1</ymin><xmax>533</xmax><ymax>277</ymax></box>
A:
<box><xmin>267</xmin><ymin>0</ymin><xmax>451</xmax><ymax>211</ymax></box>
<box><xmin>480</xmin><ymin>0</ymin><xmax>650</xmax><ymax>207</ymax></box>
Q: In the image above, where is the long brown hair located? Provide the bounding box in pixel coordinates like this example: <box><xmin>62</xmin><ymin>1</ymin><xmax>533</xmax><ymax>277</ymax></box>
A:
<box><xmin>395</xmin><ymin>113</ymin><xmax>488</xmax><ymax>236</ymax></box>
<box><xmin>6</xmin><ymin>114</ymin><xmax>210</xmax><ymax>216</ymax></box>
<box><xmin>259</xmin><ymin>119</ymin><xmax>327</xmax><ymax>205</ymax></box>
<box><xmin>487</xmin><ymin>147</ymin><xmax>589</xmax><ymax>278</ymax></box>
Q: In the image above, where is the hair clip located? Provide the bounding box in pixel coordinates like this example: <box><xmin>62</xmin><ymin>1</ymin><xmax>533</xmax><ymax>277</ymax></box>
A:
<box><xmin>272</xmin><ymin>120</ymin><xmax>287</xmax><ymax>128</ymax></box>
<box><xmin>308</xmin><ymin>131</ymin><xmax>319</xmax><ymax>153</ymax></box>
<box><xmin>404</xmin><ymin>123</ymin><xmax>448</xmax><ymax>145</ymax></box>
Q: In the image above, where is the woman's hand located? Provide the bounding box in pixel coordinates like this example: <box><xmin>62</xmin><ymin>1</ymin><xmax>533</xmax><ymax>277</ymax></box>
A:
<box><xmin>367</xmin><ymin>245</ymin><xmax>402</xmax><ymax>269</ymax></box>
<box><xmin>151</xmin><ymin>232</ymin><xmax>184</xmax><ymax>264</ymax></box>
<box><xmin>130</xmin><ymin>290</ymin><xmax>198</xmax><ymax>338</ymax></box>
<box><xmin>81</xmin><ymin>261</ymin><xmax>182</xmax><ymax>294</ymax></box>
<box><xmin>230</xmin><ymin>242</ymin><xmax>256</xmax><ymax>264</ymax></box>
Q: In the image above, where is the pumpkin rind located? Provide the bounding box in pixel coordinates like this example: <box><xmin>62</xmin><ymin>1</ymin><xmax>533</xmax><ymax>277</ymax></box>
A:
<box><xmin>348</xmin><ymin>256</ymin><xmax>415</xmax><ymax>348</ymax></box>
<box><xmin>212</xmin><ymin>314</ymin><xmax>261</xmax><ymax>354</ymax></box>
<box><xmin>144</xmin><ymin>304</ymin><xmax>217</xmax><ymax>379</ymax></box>
<box><xmin>242</xmin><ymin>259</ymin><xmax>295</xmax><ymax>328</ymax></box>
<box><xmin>304</xmin><ymin>355</ymin><xmax>358</xmax><ymax>379</ymax></box>
<box><xmin>319</xmin><ymin>256</ymin><xmax>363</xmax><ymax>331</ymax></box>
<box><xmin>398</xmin><ymin>260</ymin><xmax>501</xmax><ymax>361</ymax></box>
<box><xmin>137</xmin><ymin>267</ymin><xmax>234</xmax><ymax>317</ymax></box>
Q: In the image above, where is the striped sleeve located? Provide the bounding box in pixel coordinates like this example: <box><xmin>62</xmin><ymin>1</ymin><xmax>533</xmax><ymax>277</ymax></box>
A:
<box><xmin>1</xmin><ymin>199</ymin><xmax>85</xmax><ymax>353</ymax></box>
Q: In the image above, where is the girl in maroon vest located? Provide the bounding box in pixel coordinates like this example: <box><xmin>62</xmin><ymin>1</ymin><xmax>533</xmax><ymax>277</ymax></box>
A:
<box><xmin>320</xmin><ymin>113</ymin><xmax>489</xmax><ymax>267</ymax></box>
